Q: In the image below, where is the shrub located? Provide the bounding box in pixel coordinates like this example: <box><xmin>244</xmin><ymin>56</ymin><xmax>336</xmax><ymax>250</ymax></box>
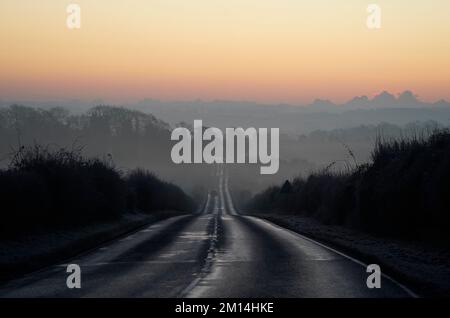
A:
<box><xmin>246</xmin><ymin>130</ymin><xmax>450</xmax><ymax>245</ymax></box>
<box><xmin>126</xmin><ymin>169</ymin><xmax>196</xmax><ymax>213</ymax></box>
<box><xmin>0</xmin><ymin>145</ymin><xmax>195</xmax><ymax>238</ymax></box>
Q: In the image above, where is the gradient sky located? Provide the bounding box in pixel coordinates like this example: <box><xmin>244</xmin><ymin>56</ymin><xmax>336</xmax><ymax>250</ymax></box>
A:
<box><xmin>1</xmin><ymin>0</ymin><xmax>449</xmax><ymax>104</ymax></box>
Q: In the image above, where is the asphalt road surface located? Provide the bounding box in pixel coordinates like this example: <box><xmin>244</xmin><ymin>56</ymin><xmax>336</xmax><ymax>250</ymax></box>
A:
<box><xmin>0</xmin><ymin>171</ymin><xmax>415</xmax><ymax>298</ymax></box>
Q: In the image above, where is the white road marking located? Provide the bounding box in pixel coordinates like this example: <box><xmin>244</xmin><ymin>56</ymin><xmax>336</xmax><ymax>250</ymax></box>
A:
<box><xmin>119</xmin><ymin>236</ymin><xmax>134</xmax><ymax>242</ymax></box>
<box><xmin>57</xmin><ymin>260</ymin><xmax>197</xmax><ymax>267</ymax></box>
<box><xmin>252</xmin><ymin>217</ymin><xmax>419</xmax><ymax>298</ymax></box>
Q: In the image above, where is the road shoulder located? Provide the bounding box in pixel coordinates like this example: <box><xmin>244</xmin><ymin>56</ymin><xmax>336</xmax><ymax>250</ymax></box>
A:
<box><xmin>0</xmin><ymin>211</ymin><xmax>187</xmax><ymax>283</ymax></box>
<box><xmin>250</xmin><ymin>213</ymin><xmax>450</xmax><ymax>297</ymax></box>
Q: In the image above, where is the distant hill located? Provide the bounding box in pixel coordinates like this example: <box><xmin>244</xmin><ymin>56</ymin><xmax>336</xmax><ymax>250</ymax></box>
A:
<box><xmin>2</xmin><ymin>90</ymin><xmax>449</xmax><ymax>135</ymax></box>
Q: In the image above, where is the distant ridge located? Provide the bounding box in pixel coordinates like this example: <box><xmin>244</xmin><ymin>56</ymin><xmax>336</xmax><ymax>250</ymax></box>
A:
<box><xmin>304</xmin><ymin>90</ymin><xmax>449</xmax><ymax>111</ymax></box>
<box><xmin>2</xmin><ymin>90</ymin><xmax>449</xmax><ymax>112</ymax></box>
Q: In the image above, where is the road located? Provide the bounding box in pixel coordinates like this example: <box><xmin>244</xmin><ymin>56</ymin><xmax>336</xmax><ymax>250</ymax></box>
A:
<box><xmin>0</xmin><ymin>171</ymin><xmax>414</xmax><ymax>298</ymax></box>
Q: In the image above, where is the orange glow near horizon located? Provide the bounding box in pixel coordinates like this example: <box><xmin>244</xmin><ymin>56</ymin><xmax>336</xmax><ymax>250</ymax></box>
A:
<box><xmin>1</xmin><ymin>0</ymin><xmax>450</xmax><ymax>104</ymax></box>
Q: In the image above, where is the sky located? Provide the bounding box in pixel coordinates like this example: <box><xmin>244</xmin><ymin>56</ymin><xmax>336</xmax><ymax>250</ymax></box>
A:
<box><xmin>1</xmin><ymin>0</ymin><xmax>450</xmax><ymax>104</ymax></box>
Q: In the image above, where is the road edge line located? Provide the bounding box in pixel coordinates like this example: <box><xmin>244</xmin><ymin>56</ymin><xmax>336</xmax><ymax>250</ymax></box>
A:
<box><xmin>249</xmin><ymin>216</ymin><xmax>420</xmax><ymax>298</ymax></box>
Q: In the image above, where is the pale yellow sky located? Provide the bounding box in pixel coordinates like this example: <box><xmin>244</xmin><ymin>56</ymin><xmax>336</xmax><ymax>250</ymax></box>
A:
<box><xmin>1</xmin><ymin>0</ymin><xmax>449</xmax><ymax>103</ymax></box>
